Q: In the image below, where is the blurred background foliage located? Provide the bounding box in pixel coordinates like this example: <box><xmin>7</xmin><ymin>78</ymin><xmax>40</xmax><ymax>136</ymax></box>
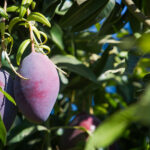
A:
<box><xmin>1</xmin><ymin>0</ymin><xmax>150</xmax><ymax>150</ymax></box>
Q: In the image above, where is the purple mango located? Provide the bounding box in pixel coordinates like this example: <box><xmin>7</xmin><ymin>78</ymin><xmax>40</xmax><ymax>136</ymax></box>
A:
<box><xmin>14</xmin><ymin>52</ymin><xmax>60</xmax><ymax>123</ymax></box>
<box><xmin>0</xmin><ymin>69</ymin><xmax>16</xmax><ymax>131</ymax></box>
<box><xmin>60</xmin><ymin>113</ymin><xmax>100</xmax><ymax>150</ymax></box>
<box><xmin>60</xmin><ymin>113</ymin><xmax>119</xmax><ymax>150</ymax></box>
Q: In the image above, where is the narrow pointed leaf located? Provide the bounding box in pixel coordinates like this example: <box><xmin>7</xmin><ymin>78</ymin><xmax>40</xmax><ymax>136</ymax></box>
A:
<box><xmin>16</xmin><ymin>39</ymin><xmax>31</xmax><ymax>65</ymax></box>
<box><xmin>7</xmin><ymin>5</ymin><xmax>20</xmax><ymax>12</ymax></box>
<box><xmin>0</xmin><ymin>115</ymin><xmax>6</xmax><ymax>146</ymax></box>
<box><xmin>0</xmin><ymin>87</ymin><xmax>16</xmax><ymax>106</ymax></box>
<box><xmin>50</xmin><ymin>23</ymin><xmax>64</xmax><ymax>50</ymax></box>
<box><xmin>8</xmin><ymin>17</ymin><xmax>26</xmax><ymax>33</ymax></box>
<box><xmin>27</xmin><ymin>12</ymin><xmax>51</xmax><ymax>27</ymax></box>
<box><xmin>20</xmin><ymin>0</ymin><xmax>33</xmax><ymax>18</ymax></box>
<box><xmin>0</xmin><ymin>7</ymin><xmax>8</xmax><ymax>19</ymax></box>
<box><xmin>39</xmin><ymin>45</ymin><xmax>51</xmax><ymax>54</ymax></box>
<box><xmin>60</xmin><ymin>0</ymin><xmax>108</xmax><ymax>27</ymax></box>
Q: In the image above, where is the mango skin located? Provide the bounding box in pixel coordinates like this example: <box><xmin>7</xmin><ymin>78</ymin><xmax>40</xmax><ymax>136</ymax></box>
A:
<box><xmin>14</xmin><ymin>52</ymin><xmax>59</xmax><ymax>123</ymax></box>
<box><xmin>0</xmin><ymin>69</ymin><xmax>16</xmax><ymax>131</ymax></box>
<box><xmin>60</xmin><ymin>113</ymin><xmax>100</xmax><ymax>150</ymax></box>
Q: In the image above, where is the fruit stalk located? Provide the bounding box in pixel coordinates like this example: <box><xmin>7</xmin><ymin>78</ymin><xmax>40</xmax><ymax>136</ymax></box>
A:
<box><xmin>27</xmin><ymin>8</ymin><xmax>35</xmax><ymax>53</ymax></box>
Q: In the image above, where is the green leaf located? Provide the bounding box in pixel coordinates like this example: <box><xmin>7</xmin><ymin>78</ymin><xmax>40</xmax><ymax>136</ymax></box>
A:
<box><xmin>135</xmin><ymin>85</ymin><xmax>150</xmax><ymax>125</ymax></box>
<box><xmin>0</xmin><ymin>115</ymin><xmax>6</xmax><ymax>146</ymax></box>
<box><xmin>7</xmin><ymin>5</ymin><xmax>20</xmax><ymax>12</ymax></box>
<box><xmin>16</xmin><ymin>39</ymin><xmax>31</xmax><ymax>65</ymax></box>
<box><xmin>96</xmin><ymin>0</ymin><xmax>116</xmax><ymax>21</ymax></box>
<box><xmin>8</xmin><ymin>17</ymin><xmax>26</xmax><ymax>33</ymax></box>
<box><xmin>39</xmin><ymin>31</ymin><xmax>48</xmax><ymax>45</ymax></box>
<box><xmin>0</xmin><ymin>7</ymin><xmax>8</xmax><ymax>19</ymax></box>
<box><xmin>31</xmin><ymin>1</ymin><xmax>36</xmax><ymax>10</ymax></box>
<box><xmin>72</xmin><ymin>0</ymin><xmax>115</xmax><ymax>31</ymax></box>
<box><xmin>39</xmin><ymin>45</ymin><xmax>51</xmax><ymax>54</ymax></box>
<box><xmin>98</xmin><ymin>3</ymin><xmax>124</xmax><ymax>36</ymax></box>
<box><xmin>0</xmin><ymin>87</ymin><xmax>16</xmax><ymax>106</ymax></box>
<box><xmin>60</xmin><ymin>0</ymin><xmax>108</xmax><ymax>27</ymax></box>
<box><xmin>85</xmin><ymin>85</ymin><xmax>150</xmax><ymax>150</ymax></box>
<box><xmin>7</xmin><ymin>120</ymin><xmax>33</xmax><ymax>144</ymax></box>
<box><xmin>51</xmin><ymin>55</ymin><xmax>97</xmax><ymax>82</ymax></box>
<box><xmin>27</xmin><ymin>12</ymin><xmax>51</xmax><ymax>27</ymax></box>
<box><xmin>20</xmin><ymin>0</ymin><xmax>33</xmax><ymax>18</ymax></box>
<box><xmin>8</xmin><ymin>125</ymin><xmax>35</xmax><ymax>144</ymax></box>
<box><xmin>50</xmin><ymin>23</ymin><xmax>64</xmax><ymax>51</ymax></box>
<box><xmin>137</xmin><ymin>33</ymin><xmax>150</xmax><ymax>53</ymax></box>
<box><xmin>76</xmin><ymin>0</ymin><xmax>87</xmax><ymax>5</ymax></box>
<box><xmin>85</xmin><ymin>105</ymin><xmax>137</xmax><ymax>150</ymax></box>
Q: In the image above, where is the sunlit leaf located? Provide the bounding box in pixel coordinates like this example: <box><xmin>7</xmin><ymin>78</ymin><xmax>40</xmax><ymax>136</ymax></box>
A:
<box><xmin>16</xmin><ymin>39</ymin><xmax>31</xmax><ymax>65</ymax></box>
<box><xmin>50</xmin><ymin>23</ymin><xmax>64</xmax><ymax>51</ymax></box>
<box><xmin>8</xmin><ymin>17</ymin><xmax>26</xmax><ymax>33</ymax></box>
<box><xmin>20</xmin><ymin>0</ymin><xmax>33</xmax><ymax>18</ymax></box>
<box><xmin>31</xmin><ymin>1</ymin><xmax>36</xmax><ymax>10</ymax></box>
<box><xmin>27</xmin><ymin>12</ymin><xmax>51</xmax><ymax>27</ymax></box>
<box><xmin>7</xmin><ymin>5</ymin><xmax>20</xmax><ymax>12</ymax></box>
<box><xmin>137</xmin><ymin>33</ymin><xmax>150</xmax><ymax>53</ymax></box>
<box><xmin>0</xmin><ymin>87</ymin><xmax>16</xmax><ymax>106</ymax></box>
<box><xmin>76</xmin><ymin>0</ymin><xmax>87</xmax><ymax>5</ymax></box>
<box><xmin>0</xmin><ymin>7</ymin><xmax>8</xmax><ymax>19</ymax></box>
<box><xmin>0</xmin><ymin>115</ymin><xmax>6</xmax><ymax>146</ymax></box>
<box><xmin>38</xmin><ymin>45</ymin><xmax>51</xmax><ymax>54</ymax></box>
<box><xmin>8</xmin><ymin>126</ymin><xmax>35</xmax><ymax>144</ymax></box>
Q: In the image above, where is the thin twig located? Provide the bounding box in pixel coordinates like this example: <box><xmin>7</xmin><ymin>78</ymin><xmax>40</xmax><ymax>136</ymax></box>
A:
<box><xmin>37</xmin><ymin>125</ymin><xmax>92</xmax><ymax>136</ymax></box>
<box><xmin>122</xmin><ymin>0</ymin><xmax>150</xmax><ymax>28</ymax></box>
<box><xmin>54</xmin><ymin>64</ymin><xmax>68</xmax><ymax>76</ymax></box>
<box><xmin>4</xmin><ymin>51</ymin><xmax>28</xmax><ymax>80</ymax></box>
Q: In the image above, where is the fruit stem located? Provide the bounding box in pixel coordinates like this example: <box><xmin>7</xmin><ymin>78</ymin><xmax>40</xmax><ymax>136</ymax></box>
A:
<box><xmin>27</xmin><ymin>8</ymin><xmax>35</xmax><ymax>53</ymax></box>
<box><xmin>46</xmin><ymin>125</ymin><xmax>92</xmax><ymax>136</ymax></box>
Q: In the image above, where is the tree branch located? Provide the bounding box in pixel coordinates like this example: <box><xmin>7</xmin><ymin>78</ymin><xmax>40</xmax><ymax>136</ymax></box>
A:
<box><xmin>122</xmin><ymin>0</ymin><xmax>150</xmax><ymax>28</ymax></box>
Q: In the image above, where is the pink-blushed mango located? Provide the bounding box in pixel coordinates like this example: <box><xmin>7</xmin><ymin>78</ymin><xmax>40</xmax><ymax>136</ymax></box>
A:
<box><xmin>60</xmin><ymin>113</ymin><xmax>118</xmax><ymax>150</ymax></box>
<box><xmin>14</xmin><ymin>52</ymin><xmax>60</xmax><ymax>123</ymax></box>
<box><xmin>0</xmin><ymin>69</ymin><xmax>16</xmax><ymax>131</ymax></box>
<box><xmin>60</xmin><ymin>113</ymin><xmax>100</xmax><ymax>150</ymax></box>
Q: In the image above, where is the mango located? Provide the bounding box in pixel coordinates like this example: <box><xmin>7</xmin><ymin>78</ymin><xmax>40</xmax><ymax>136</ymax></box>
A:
<box><xmin>14</xmin><ymin>52</ymin><xmax>59</xmax><ymax>123</ymax></box>
<box><xmin>0</xmin><ymin>69</ymin><xmax>16</xmax><ymax>131</ymax></box>
<box><xmin>60</xmin><ymin>113</ymin><xmax>100</xmax><ymax>150</ymax></box>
